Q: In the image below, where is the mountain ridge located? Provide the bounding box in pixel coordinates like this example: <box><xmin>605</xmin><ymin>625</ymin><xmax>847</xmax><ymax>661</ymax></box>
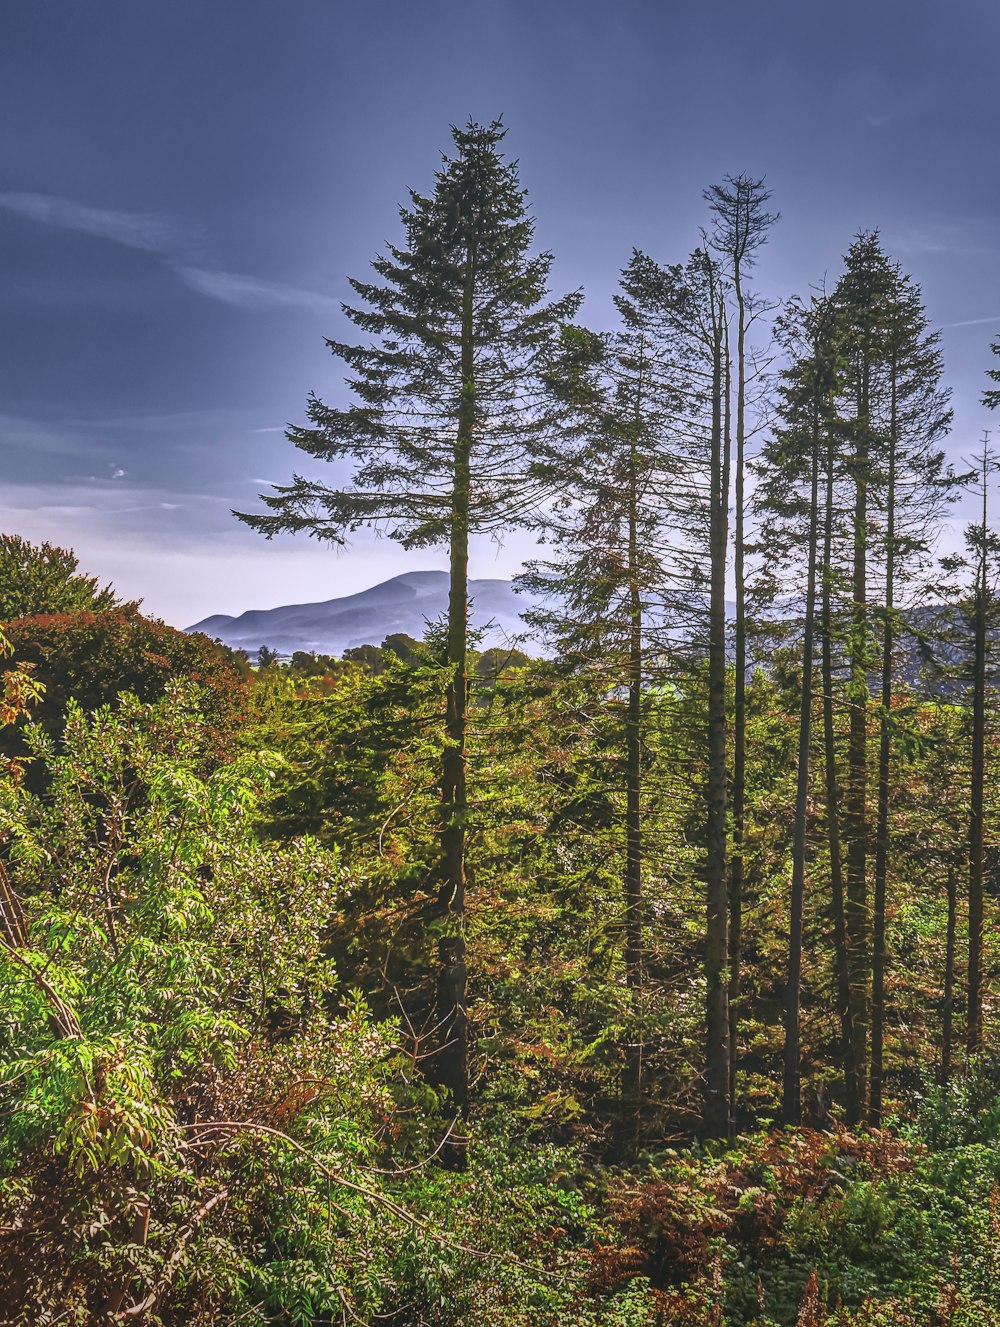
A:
<box><xmin>185</xmin><ymin>570</ymin><xmax>538</xmax><ymax>657</ymax></box>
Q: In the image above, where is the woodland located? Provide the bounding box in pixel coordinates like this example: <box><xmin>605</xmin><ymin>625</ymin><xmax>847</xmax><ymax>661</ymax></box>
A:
<box><xmin>3</xmin><ymin>120</ymin><xmax>1000</xmax><ymax>1324</ymax></box>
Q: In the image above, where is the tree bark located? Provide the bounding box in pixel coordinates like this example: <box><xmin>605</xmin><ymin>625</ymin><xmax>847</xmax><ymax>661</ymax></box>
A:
<box><xmin>782</xmin><ymin>391</ymin><xmax>821</xmax><ymax>1125</ymax></box>
<box><xmin>844</xmin><ymin>364</ymin><xmax>871</xmax><ymax>1108</ymax></box>
<box><xmin>704</xmin><ymin>281</ymin><xmax>731</xmax><ymax>1138</ymax></box>
<box><xmin>968</xmin><ymin>463</ymin><xmax>988</xmax><ymax>1054</ymax></box>
<box><xmin>436</xmin><ymin>249</ymin><xmax>475</xmax><ymax>1161</ymax></box>
<box><xmin>622</xmin><ymin>433</ymin><xmax>644</xmax><ymax>1118</ymax></box>
<box><xmin>820</xmin><ymin>428</ymin><xmax>861</xmax><ymax>1123</ymax></box>
<box><xmin>941</xmin><ymin>864</ymin><xmax>957</xmax><ymax>1087</ymax></box>
<box><xmin>869</xmin><ymin>368</ymin><xmax>897</xmax><ymax>1125</ymax></box>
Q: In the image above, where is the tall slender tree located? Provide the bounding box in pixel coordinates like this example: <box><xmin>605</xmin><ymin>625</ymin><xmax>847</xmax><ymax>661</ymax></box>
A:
<box><xmin>520</xmin><ymin>252</ymin><xmax>709</xmax><ymax>1124</ymax></box>
<box><xmin>754</xmin><ymin>295</ymin><xmax>839</xmax><ymax>1124</ymax></box>
<box><xmin>706</xmin><ymin>176</ymin><xmax>778</xmax><ymax>1122</ymax></box>
<box><xmin>237</xmin><ymin>121</ymin><xmax>580</xmax><ymax>1152</ymax></box>
<box><xmin>867</xmin><ymin>266</ymin><xmax>952</xmax><ymax>1124</ymax></box>
<box><xmin>822</xmin><ymin>233</ymin><xmax>908</xmax><ymax>1110</ymax></box>
<box><xmin>961</xmin><ymin>437</ymin><xmax>1000</xmax><ymax>1052</ymax></box>
<box><xmin>687</xmin><ymin>246</ymin><xmax>733</xmax><ymax>1137</ymax></box>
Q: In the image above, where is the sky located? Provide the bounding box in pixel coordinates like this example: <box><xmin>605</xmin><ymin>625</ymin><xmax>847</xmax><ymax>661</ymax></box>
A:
<box><xmin>2</xmin><ymin>0</ymin><xmax>999</xmax><ymax>627</ymax></box>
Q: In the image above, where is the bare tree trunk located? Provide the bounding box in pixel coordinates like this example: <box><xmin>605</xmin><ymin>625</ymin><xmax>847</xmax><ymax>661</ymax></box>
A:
<box><xmin>820</xmin><ymin>431</ymin><xmax>861</xmax><ymax>1123</ymax></box>
<box><xmin>782</xmin><ymin>394</ymin><xmax>821</xmax><ymax>1125</ymax></box>
<box><xmin>941</xmin><ymin>864</ymin><xmax>957</xmax><ymax>1087</ymax></box>
<box><xmin>704</xmin><ymin>282</ymin><xmax>731</xmax><ymax>1138</ymax></box>
<box><xmin>844</xmin><ymin>368</ymin><xmax>871</xmax><ymax>1108</ymax></box>
<box><xmin>623</xmin><ymin>438</ymin><xmax>644</xmax><ymax>1118</ymax></box>
<box><xmin>870</xmin><ymin>373</ymin><xmax>897</xmax><ymax>1125</ymax></box>
<box><xmin>436</xmin><ymin>253</ymin><xmax>475</xmax><ymax>1163</ymax></box>
<box><xmin>729</xmin><ymin>271</ymin><xmax>746</xmax><ymax>1129</ymax></box>
<box><xmin>968</xmin><ymin>464</ymin><xmax>988</xmax><ymax>1054</ymax></box>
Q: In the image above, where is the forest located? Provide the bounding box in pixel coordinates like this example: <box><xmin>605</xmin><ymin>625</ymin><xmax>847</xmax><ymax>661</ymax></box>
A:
<box><xmin>3</xmin><ymin>119</ymin><xmax>1000</xmax><ymax>1325</ymax></box>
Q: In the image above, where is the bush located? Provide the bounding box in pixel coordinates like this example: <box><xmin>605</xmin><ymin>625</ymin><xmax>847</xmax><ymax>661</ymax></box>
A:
<box><xmin>1</xmin><ymin>606</ymin><xmax>249</xmax><ymax>763</ymax></box>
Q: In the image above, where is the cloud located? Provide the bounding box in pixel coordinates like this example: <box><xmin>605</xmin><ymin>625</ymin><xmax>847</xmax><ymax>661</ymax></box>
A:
<box><xmin>0</xmin><ymin>191</ymin><xmax>338</xmax><ymax>316</ymax></box>
<box><xmin>173</xmin><ymin>265</ymin><xmax>340</xmax><ymax>315</ymax></box>
<box><xmin>940</xmin><ymin>315</ymin><xmax>1000</xmax><ymax>330</ymax></box>
<box><xmin>0</xmin><ymin>190</ymin><xmax>176</xmax><ymax>253</ymax></box>
<box><xmin>885</xmin><ymin>220</ymin><xmax>988</xmax><ymax>258</ymax></box>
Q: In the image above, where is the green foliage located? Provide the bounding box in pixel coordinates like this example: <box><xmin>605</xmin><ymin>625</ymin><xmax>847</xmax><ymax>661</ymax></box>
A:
<box><xmin>0</xmin><ymin>532</ymin><xmax>131</xmax><ymax>622</ymax></box>
<box><xmin>6</xmin><ymin>135</ymin><xmax>1000</xmax><ymax>1327</ymax></box>
<box><xmin>237</xmin><ymin>120</ymin><xmax>582</xmax><ymax>552</ymax></box>
<box><xmin>0</xmin><ymin>606</ymin><xmax>249</xmax><ymax>762</ymax></box>
<box><xmin>0</xmin><ymin>685</ymin><xmax>392</xmax><ymax>1321</ymax></box>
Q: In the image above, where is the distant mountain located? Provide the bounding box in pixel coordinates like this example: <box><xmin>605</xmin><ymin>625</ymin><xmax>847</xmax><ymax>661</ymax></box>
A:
<box><xmin>186</xmin><ymin>570</ymin><xmax>539</xmax><ymax>657</ymax></box>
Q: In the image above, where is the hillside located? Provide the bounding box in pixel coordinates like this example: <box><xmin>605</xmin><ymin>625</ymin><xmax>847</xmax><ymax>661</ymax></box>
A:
<box><xmin>186</xmin><ymin>569</ymin><xmax>538</xmax><ymax>656</ymax></box>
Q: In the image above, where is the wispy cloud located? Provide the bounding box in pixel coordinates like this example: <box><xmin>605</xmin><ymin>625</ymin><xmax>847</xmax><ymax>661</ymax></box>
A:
<box><xmin>940</xmin><ymin>314</ymin><xmax>1000</xmax><ymax>330</ymax></box>
<box><xmin>174</xmin><ymin>265</ymin><xmax>340</xmax><ymax>314</ymax></box>
<box><xmin>885</xmin><ymin>220</ymin><xmax>988</xmax><ymax>258</ymax></box>
<box><xmin>0</xmin><ymin>190</ymin><xmax>177</xmax><ymax>253</ymax></box>
<box><xmin>0</xmin><ymin>411</ymin><xmax>89</xmax><ymax>457</ymax></box>
<box><xmin>0</xmin><ymin>190</ymin><xmax>337</xmax><ymax>315</ymax></box>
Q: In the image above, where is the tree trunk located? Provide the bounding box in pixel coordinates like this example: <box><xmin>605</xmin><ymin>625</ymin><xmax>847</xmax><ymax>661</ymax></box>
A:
<box><xmin>844</xmin><ymin>368</ymin><xmax>871</xmax><ymax>1108</ymax></box>
<box><xmin>704</xmin><ymin>285</ymin><xmax>731</xmax><ymax>1138</ymax></box>
<box><xmin>941</xmin><ymin>864</ymin><xmax>957</xmax><ymax>1086</ymax></box>
<box><xmin>782</xmin><ymin>393</ymin><xmax>821</xmax><ymax>1125</ymax></box>
<box><xmin>968</xmin><ymin>472</ymin><xmax>988</xmax><ymax>1054</ymax></box>
<box><xmin>436</xmin><ymin>252</ymin><xmax>475</xmax><ymax>1162</ymax></box>
<box><xmin>869</xmin><ymin>372</ymin><xmax>897</xmax><ymax>1125</ymax></box>
<box><xmin>729</xmin><ymin>268</ymin><xmax>747</xmax><ymax>1129</ymax></box>
<box><xmin>820</xmin><ymin>429</ymin><xmax>861</xmax><ymax>1123</ymax></box>
<box><xmin>623</xmin><ymin>437</ymin><xmax>644</xmax><ymax>1118</ymax></box>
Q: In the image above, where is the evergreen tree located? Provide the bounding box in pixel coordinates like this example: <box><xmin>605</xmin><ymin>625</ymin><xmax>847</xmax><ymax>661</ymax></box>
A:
<box><xmin>706</xmin><ymin>174</ymin><xmax>778</xmax><ymax>1120</ymax></box>
<box><xmin>519</xmin><ymin>252</ymin><xmax>708</xmax><ymax>1124</ymax></box>
<box><xmin>829</xmin><ymin>233</ymin><xmax>894</xmax><ymax>1111</ymax></box>
<box><xmin>237</xmin><ymin>121</ymin><xmax>580</xmax><ymax>1152</ymax></box>
<box><xmin>756</xmin><ymin>244</ymin><xmax>951</xmax><ymax>1124</ymax></box>
<box><xmin>754</xmin><ymin>294</ymin><xmax>840</xmax><ymax>1124</ymax></box>
<box><xmin>684</xmin><ymin>245</ymin><xmax>733</xmax><ymax>1137</ymax></box>
<box><xmin>954</xmin><ymin>435</ymin><xmax>1000</xmax><ymax>1053</ymax></box>
<box><xmin>866</xmin><ymin>261</ymin><xmax>952</xmax><ymax>1123</ymax></box>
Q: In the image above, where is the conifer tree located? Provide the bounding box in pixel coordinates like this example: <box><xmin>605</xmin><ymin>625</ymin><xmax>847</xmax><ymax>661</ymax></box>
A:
<box><xmin>519</xmin><ymin>253</ymin><xmax>708</xmax><ymax>1123</ymax></box>
<box><xmin>754</xmin><ymin>295</ymin><xmax>840</xmax><ymax>1124</ymax></box>
<box><xmin>706</xmin><ymin>175</ymin><xmax>778</xmax><ymax>1118</ymax></box>
<box><xmin>237</xmin><ymin>121</ymin><xmax>580</xmax><ymax>1149</ymax></box>
<box><xmin>685</xmin><ymin>245</ymin><xmax>732</xmax><ymax>1137</ymax></box>
<box><xmin>961</xmin><ymin>433</ymin><xmax>1000</xmax><ymax>1052</ymax></box>
<box><xmin>757</xmin><ymin>244</ymin><xmax>950</xmax><ymax>1123</ymax></box>
<box><xmin>866</xmin><ymin>263</ymin><xmax>952</xmax><ymax>1123</ymax></box>
<box><xmin>828</xmin><ymin>234</ymin><xmax>894</xmax><ymax>1108</ymax></box>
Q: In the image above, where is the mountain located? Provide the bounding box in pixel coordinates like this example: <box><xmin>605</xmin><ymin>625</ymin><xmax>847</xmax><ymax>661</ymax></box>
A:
<box><xmin>185</xmin><ymin>570</ymin><xmax>538</xmax><ymax>657</ymax></box>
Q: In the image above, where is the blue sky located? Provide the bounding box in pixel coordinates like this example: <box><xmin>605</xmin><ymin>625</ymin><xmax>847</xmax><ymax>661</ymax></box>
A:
<box><xmin>2</xmin><ymin>0</ymin><xmax>999</xmax><ymax>624</ymax></box>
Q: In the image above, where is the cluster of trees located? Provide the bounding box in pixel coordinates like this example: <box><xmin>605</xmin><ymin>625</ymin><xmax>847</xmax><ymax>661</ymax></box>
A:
<box><xmin>241</xmin><ymin>120</ymin><xmax>1000</xmax><ymax>1145</ymax></box>
<box><xmin>4</xmin><ymin>120</ymin><xmax>1000</xmax><ymax>1323</ymax></box>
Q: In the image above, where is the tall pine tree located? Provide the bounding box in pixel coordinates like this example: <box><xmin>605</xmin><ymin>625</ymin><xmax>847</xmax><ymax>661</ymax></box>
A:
<box><xmin>519</xmin><ymin>252</ymin><xmax>709</xmax><ymax>1127</ymax></box>
<box><xmin>238</xmin><ymin>121</ymin><xmax>580</xmax><ymax>1154</ymax></box>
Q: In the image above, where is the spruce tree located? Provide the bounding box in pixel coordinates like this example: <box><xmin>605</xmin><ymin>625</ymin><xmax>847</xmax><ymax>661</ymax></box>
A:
<box><xmin>958</xmin><ymin>436</ymin><xmax>1000</xmax><ymax>1053</ymax></box>
<box><xmin>754</xmin><ymin>294</ymin><xmax>840</xmax><ymax>1124</ymax></box>
<box><xmin>705</xmin><ymin>175</ymin><xmax>778</xmax><ymax>1119</ymax></box>
<box><xmin>685</xmin><ymin>245</ymin><xmax>732</xmax><ymax>1138</ymax></box>
<box><xmin>866</xmin><ymin>262</ymin><xmax>952</xmax><ymax>1123</ymax></box>
<box><xmin>238</xmin><ymin>121</ymin><xmax>580</xmax><ymax>1152</ymax></box>
<box><xmin>519</xmin><ymin>252</ymin><xmax>708</xmax><ymax>1126</ymax></box>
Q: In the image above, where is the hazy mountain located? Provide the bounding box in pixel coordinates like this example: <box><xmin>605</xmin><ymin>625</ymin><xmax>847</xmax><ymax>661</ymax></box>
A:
<box><xmin>186</xmin><ymin>570</ymin><xmax>539</xmax><ymax>657</ymax></box>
